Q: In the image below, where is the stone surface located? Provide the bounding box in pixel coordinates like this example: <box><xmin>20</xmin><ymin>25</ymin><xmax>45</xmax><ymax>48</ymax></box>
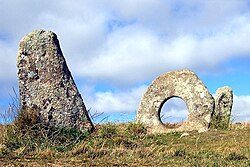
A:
<box><xmin>135</xmin><ymin>69</ymin><xmax>214</xmax><ymax>133</ymax></box>
<box><xmin>17</xmin><ymin>30</ymin><xmax>94</xmax><ymax>132</ymax></box>
<box><xmin>213</xmin><ymin>86</ymin><xmax>233</xmax><ymax>127</ymax></box>
<box><xmin>180</xmin><ymin>132</ymin><xmax>189</xmax><ymax>138</ymax></box>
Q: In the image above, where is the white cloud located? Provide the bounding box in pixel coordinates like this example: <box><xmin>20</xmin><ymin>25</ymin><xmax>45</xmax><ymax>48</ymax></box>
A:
<box><xmin>82</xmin><ymin>85</ymin><xmax>148</xmax><ymax>113</ymax></box>
<box><xmin>80</xmin><ymin>85</ymin><xmax>193</xmax><ymax>123</ymax></box>
<box><xmin>160</xmin><ymin>94</ymin><xmax>250</xmax><ymax>123</ymax></box>
<box><xmin>103</xmin><ymin>0</ymin><xmax>249</xmax><ymax>35</ymax></box>
<box><xmin>232</xmin><ymin>95</ymin><xmax>250</xmax><ymax>122</ymax></box>
<box><xmin>81</xmin><ymin>87</ymin><xmax>250</xmax><ymax>123</ymax></box>
<box><xmin>0</xmin><ymin>41</ymin><xmax>17</xmax><ymax>80</ymax></box>
<box><xmin>79</xmin><ymin>16</ymin><xmax>250</xmax><ymax>84</ymax></box>
<box><xmin>1</xmin><ymin>0</ymin><xmax>250</xmax><ymax>85</ymax></box>
<box><xmin>158</xmin><ymin>94</ymin><xmax>250</xmax><ymax>123</ymax></box>
<box><xmin>0</xmin><ymin>0</ymin><xmax>250</xmax><ymax>123</ymax></box>
<box><xmin>160</xmin><ymin>98</ymin><xmax>188</xmax><ymax>123</ymax></box>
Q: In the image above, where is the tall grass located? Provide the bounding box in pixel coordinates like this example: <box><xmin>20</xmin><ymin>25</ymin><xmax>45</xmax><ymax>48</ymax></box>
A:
<box><xmin>0</xmin><ymin>121</ymin><xmax>250</xmax><ymax>166</ymax></box>
<box><xmin>0</xmin><ymin>89</ymin><xmax>91</xmax><ymax>157</ymax></box>
<box><xmin>0</xmin><ymin>89</ymin><xmax>20</xmax><ymax>124</ymax></box>
<box><xmin>0</xmin><ymin>90</ymin><xmax>249</xmax><ymax>166</ymax></box>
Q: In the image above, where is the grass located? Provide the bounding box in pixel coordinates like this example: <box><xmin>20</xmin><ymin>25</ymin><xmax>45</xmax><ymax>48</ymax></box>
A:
<box><xmin>0</xmin><ymin>93</ymin><xmax>249</xmax><ymax>166</ymax></box>
<box><xmin>0</xmin><ymin>122</ymin><xmax>250</xmax><ymax>166</ymax></box>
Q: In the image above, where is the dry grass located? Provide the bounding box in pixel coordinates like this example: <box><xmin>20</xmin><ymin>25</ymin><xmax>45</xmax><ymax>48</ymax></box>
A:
<box><xmin>0</xmin><ymin>124</ymin><xmax>4</xmax><ymax>143</ymax></box>
<box><xmin>232</xmin><ymin>122</ymin><xmax>250</xmax><ymax>129</ymax></box>
<box><xmin>164</xmin><ymin>122</ymin><xmax>182</xmax><ymax>129</ymax></box>
<box><xmin>0</xmin><ymin>124</ymin><xmax>4</xmax><ymax>133</ymax></box>
<box><xmin>0</xmin><ymin>122</ymin><xmax>249</xmax><ymax>166</ymax></box>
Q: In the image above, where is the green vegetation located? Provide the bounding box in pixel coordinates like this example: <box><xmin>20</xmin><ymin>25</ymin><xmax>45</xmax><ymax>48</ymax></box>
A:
<box><xmin>0</xmin><ymin>96</ymin><xmax>249</xmax><ymax>166</ymax></box>
<box><xmin>0</xmin><ymin>107</ymin><xmax>90</xmax><ymax>157</ymax></box>
<box><xmin>210</xmin><ymin>108</ymin><xmax>233</xmax><ymax>130</ymax></box>
<box><xmin>210</xmin><ymin>116</ymin><xmax>231</xmax><ymax>130</ymax></box>
<box><xmin>0</xmin><ymin>121</ymin><xmax>250</xmax><ymax>166</ymax></box>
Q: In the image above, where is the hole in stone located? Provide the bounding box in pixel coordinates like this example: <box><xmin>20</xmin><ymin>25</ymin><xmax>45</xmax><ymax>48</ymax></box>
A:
<box><xmin>159</xmin><ymin>97</ymin><xmax>188</xmax><ymax>129</ymax></box>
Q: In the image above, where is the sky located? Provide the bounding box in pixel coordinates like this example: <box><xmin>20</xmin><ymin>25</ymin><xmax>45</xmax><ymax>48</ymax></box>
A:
<box><xmin>0</xmin><ymin>0</ymin><xmax>250</xmax><ymax>124</ymax></box>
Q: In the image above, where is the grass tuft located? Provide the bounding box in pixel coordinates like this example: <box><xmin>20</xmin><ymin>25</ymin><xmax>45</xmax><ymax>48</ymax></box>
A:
<box><xmin>0</xmin><ymin>102</ymin><xmax>250</xmax><ymax>166</ymax></box>
<box><xmin>226</xmin><ymin>152</ymin><xmax>248</xmax><ymax>161</ymax></box>
<box><xmin>1</xmin><ymin>106</ymin><xmax>90</xmax><ymax>158</ymax></box>
<box><xmin>0</xmin><ymin>122</ymin><xmax>249</xmax><ymax>166</ymax></box>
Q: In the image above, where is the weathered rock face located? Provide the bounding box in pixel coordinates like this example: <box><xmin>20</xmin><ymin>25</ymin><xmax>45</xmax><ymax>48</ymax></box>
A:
<box><xmin>17</xmin><ymin>30</ymin><xmax>94</xmax><ymax>132</ymax></box>
<box><xmin>135</xmin><ymin>69</ymin><xmax>214</xmax><ymax>133</ymax></box>
<box><xmin>213</xmin><ymin>86</ymin><xmax>233</xmax><ymax>127</ymax></box>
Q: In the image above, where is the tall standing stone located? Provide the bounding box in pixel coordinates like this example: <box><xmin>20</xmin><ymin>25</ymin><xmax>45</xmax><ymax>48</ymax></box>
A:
<box><xmin>213</xmin><ymin>86</ymin><xmax>233</xmax><ymax>128</ymax></box>
<box><xmin>136</xmin><ymin>69</ymin><xmax>214</xmax><ymax>133</ymax></box>
<box><xmin>17</xmin><ymin>30</ymin><xmax>94</xmax><ymax>132</ymax></box>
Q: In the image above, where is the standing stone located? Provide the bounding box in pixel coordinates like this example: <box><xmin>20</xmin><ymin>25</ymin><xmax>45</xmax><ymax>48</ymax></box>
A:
<box><xmin>213</xmin><ymin>86</ymin><xmax>233</xmax><ymax>128</ymax></box>
<box><xmin>17</xmin><ymin>30</ymin><xmax>94</xmax><ymax>132</ymax></box>
<box><xmin>136</xmin><ymin>69</ymin><xmax>214</xmax><ymax>133</ymax></box>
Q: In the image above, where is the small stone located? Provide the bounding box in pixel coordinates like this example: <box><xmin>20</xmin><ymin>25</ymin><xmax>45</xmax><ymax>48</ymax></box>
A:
<box><xmin>213</xmin><ymin>86</ymin><xmax>233</xmax><ymax>128</ymax></box>
<box><xmin>198</xmin><ymin>127</ymin><xmax>208</xmax><ymax>133</ymax></box>
<box><xmin>135</xmin><ymin>69</ymin><xmax>214</xmax><ymax>133</ymax></box>
<box><xmin>180</xmin><ymin>132</ymin><xmax>189</xmax><ymax>138</ymax></box>
<box><xmin>17</xmin><ymin>30</ymin><xmax>94</xmax><ymax>132</ymax></box>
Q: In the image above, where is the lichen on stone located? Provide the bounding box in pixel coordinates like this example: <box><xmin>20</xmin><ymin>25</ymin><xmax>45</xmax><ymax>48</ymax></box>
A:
<box><xmin>135</xmin><ymin>69</ymin><xmax>214</xmax><ymax>133</ymax></box>
<box><xmin>212</xmin><ymin>86</ymin><xmax>233</xmax><ymax>129</ymax></box>
<box><xmin>17</xmin><ymin>30</ymin><xmax>94</xmax><ymax>132</ymax></box>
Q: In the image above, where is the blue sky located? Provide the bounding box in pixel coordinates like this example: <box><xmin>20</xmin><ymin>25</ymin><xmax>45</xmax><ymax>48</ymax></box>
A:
<box><xmin>0</xmin><ymin>0</ymin><xmax>250</xmax><ymax>124</ymax></box>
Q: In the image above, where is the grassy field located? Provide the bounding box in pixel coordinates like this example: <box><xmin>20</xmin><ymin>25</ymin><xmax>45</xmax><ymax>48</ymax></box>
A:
<box><xmin>0</xmin><ymin>122</ymin><xmax>249</xmax><ymax>166</ymax></box>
